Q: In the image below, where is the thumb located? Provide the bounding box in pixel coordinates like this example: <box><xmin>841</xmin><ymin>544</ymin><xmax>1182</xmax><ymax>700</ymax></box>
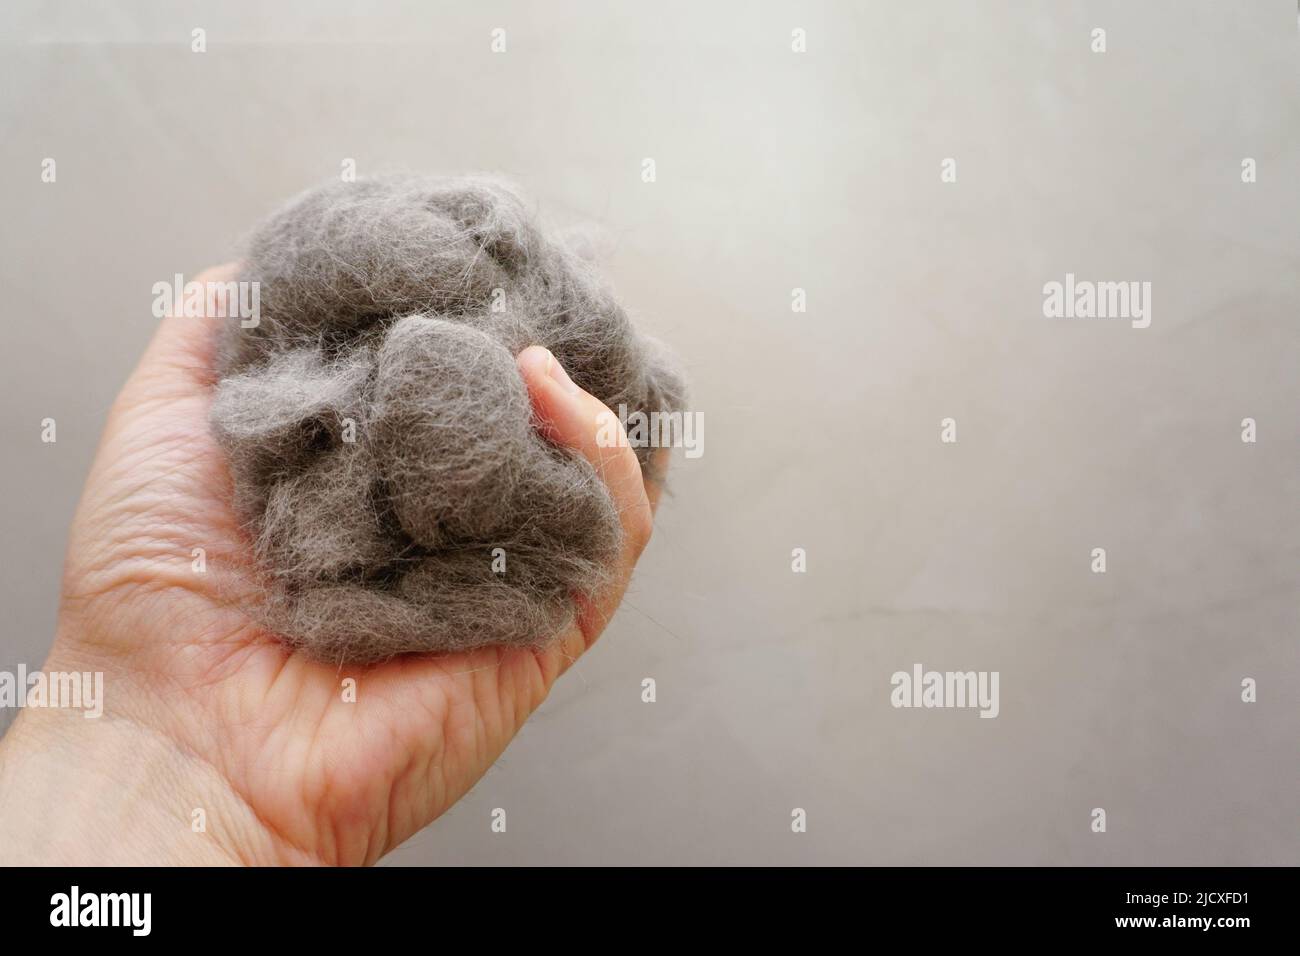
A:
<box><xmin>122</xmin><ymin>262</ymin><xmax>243</xmax><ymax>407</ymax></box>
<box><xmin>515</xmin><ymin>345</ymin><xmax>655</xmax><ymax>561</ymax></box>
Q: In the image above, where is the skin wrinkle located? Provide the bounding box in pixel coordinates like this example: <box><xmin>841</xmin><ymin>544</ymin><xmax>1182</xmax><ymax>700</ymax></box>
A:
<box><xmin>210</xmin><ymin>175</ymin><xmax>688</xmax><ymax>663</ymax></box>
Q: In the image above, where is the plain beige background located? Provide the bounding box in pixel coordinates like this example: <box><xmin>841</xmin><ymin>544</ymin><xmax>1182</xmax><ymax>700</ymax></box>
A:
<box><xmin>1</xmin><ymin>0</ymin><xmax>1296</xmax><ymax>865</ymax></box>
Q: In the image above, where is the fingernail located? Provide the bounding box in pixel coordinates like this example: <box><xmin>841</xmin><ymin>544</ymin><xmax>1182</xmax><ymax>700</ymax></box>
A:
<box><xmin>546</xmin><ymin>350</ymin><xmax>581</xmax><ymax>394</ymax></box>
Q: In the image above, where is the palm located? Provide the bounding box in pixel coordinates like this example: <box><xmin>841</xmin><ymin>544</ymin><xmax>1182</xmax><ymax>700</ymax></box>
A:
<box><xmin>54</xmin><ymin>308</ymin><xmax>596</xmax><ymax>865</ymax></box>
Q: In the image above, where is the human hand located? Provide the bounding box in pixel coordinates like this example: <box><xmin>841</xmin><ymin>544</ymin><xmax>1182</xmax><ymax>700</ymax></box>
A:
<box><xmin>0</xmin><ymin>263</ymin><xmax>662</xmax><ymax>866</ymax></box>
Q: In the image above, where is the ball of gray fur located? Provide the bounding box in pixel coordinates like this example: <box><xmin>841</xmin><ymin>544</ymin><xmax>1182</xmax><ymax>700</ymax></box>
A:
<box><xmin>209</xmin><ymin>175</ymin><xmax>687</xmax><ymax>663</ymax></box>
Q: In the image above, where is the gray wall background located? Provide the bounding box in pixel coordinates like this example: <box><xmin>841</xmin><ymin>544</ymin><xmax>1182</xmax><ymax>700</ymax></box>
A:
<box><xmin>1</xmin><ymin>0</ymin><xmax>1296</xmax><ymax>865</ymax></box>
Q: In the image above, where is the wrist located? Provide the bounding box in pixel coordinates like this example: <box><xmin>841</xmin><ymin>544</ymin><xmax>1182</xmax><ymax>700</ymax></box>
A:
<box><xmin>0</xmin><ymin>698</ymin><xmax>293</xmax><ymax>866</ymax></box>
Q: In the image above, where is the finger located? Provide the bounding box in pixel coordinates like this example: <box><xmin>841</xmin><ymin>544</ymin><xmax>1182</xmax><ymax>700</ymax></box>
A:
<box><xmin>515</xmin><ymin>346</ymin><xmax>657</xmax><ymax>647</ymax></box>
<box><xmin>515</xmin><ymin>346</ymin><xmax>654</xmax><ymax>551</ymax></box>
<box><xmin>123</xmin><ymin>262</ymin><xmax>243</xmax><ymax>404</ymax></box>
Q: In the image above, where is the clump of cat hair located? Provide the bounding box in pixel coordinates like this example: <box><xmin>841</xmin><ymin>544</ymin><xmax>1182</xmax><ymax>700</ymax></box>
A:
<box><xmin>210</xmin><ymin>175</ymin><xmax>686</xmax><ymax>663</ymax></box>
